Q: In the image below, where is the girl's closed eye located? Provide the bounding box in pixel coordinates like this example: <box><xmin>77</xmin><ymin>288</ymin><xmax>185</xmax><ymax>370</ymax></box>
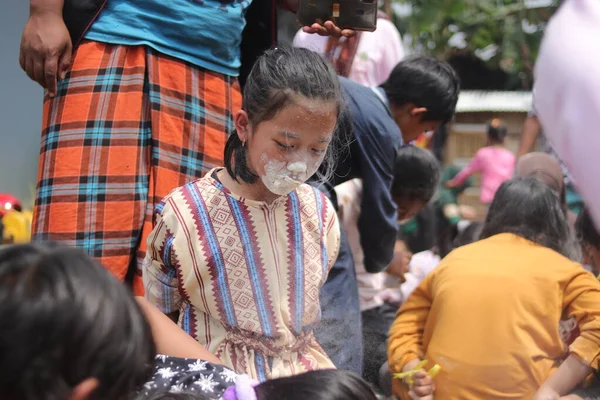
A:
<box><xmin>275</xmin><ymin>141</ymin><xmax>294</xmax><ymax>151</ymax></box>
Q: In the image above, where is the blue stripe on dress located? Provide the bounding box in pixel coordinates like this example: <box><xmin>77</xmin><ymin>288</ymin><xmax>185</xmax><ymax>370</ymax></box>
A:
<box><xmin>163</xmin><ymin>235</ymin><xmax>175</xmax><ymax>268</ymax></box>
<box><xmin>181</xmin><ymin>303</ymin><xmax>192</xmax><ymax>334</ymax></box>
<box><xmin>188</xmin><ymin>184</ymin><xmax>237</xmax><ymax>327</ymax></box>
<box><xmin>289</xmin><ymin>192</ymin><xmax>304</xmax><ymax>334</ymax></box>
<box><xmin>313</xmin><ymin>188</ymin><xmax>329</xmax><ymax>275</ymax></box>
<box><xmin>254</xmin><ymin>352</ymin><xmax>268</xmax><ymax>382</ymax></box>
<box><xmin>221</xmin><ymin>190</ymin><xmax>274</xmax><ymax>337</ymax></box>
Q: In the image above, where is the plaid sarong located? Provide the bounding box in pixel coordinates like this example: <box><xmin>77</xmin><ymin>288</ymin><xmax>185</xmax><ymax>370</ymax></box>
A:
<box><xmin>32</xmin><ymin>40</ymin><xmax>242</xmax><ymax>294</ymax></box>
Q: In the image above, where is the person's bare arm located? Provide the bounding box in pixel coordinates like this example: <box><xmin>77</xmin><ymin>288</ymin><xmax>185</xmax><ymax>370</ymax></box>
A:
<box><xmin>20</xmin><ymin>0</ymin><xmax>72</xmax><ymax>97</ymax></box>
<box><xmin>533</xmin><ymin>355</ymin><xmax>593</xmax><ymax>399</ymax></box>
<box><xmin>517</xmin><ymin>115</ymin><xmax>543</xmax><ymax>159</ymax></box>
<box><xmin>135</xmin><ymin>297</ymin><xmax>222</xmax><ymax>365</ymax></box>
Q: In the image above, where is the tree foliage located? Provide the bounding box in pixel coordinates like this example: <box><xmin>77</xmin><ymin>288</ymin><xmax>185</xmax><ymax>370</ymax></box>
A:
<box><xmin>392</xmin><ymin>0</ymin><xmax>559</xmax><ymax>89</ymax></box>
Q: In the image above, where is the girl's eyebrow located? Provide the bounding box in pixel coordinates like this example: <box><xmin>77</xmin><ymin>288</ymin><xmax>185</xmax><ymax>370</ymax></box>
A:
<box><xmin>279</xmin><ymin>131</ymin><xmax>300</xmax><ymax>140</ymax></box>
<box><xmin>278</xmin><ymin>131</ymin><xmax>332</xmax><ymax>143</ymax></box>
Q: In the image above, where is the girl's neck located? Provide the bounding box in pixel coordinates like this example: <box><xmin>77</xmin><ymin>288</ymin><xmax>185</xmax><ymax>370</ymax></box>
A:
<box><xmin>217</xmin><ymin>169</ymin><xmax>281</xmax><ymax>204</ymax></box>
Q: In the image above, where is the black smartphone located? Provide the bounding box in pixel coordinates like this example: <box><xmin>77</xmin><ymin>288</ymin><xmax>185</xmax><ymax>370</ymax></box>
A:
<box><xmin>297</xmin><ymin>0</ymin><xmax>379</xmax><ymax>32</ymax></box>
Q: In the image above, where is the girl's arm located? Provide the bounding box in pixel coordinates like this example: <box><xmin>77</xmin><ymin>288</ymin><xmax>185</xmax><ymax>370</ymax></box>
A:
<box><xmin>448</xmin><ymin>152</ymin><xmax>483</xmax><ymax>187</ymax></box>
<box><xmin>388</xmin><ymin>276</ymin><xmax>434</xmax><ymax>396</ymax></box>
<box><xmin>135</xmin><ymin>297</ymin><xmax>222</xmax><ymax>365</ymax></box>
<box><xmin>534</xmin><ymin>355</ymin><xmax>593</xmax><ymax>399</ymax></box>
<box><xmin>539</xmin><ymin>267</ymin><xmax>600</xmax><ymax>398</ymax></box>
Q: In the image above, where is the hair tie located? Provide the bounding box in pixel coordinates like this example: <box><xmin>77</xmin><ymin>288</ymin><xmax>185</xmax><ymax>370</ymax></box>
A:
<box><xmin>222</xmin><ymin>375</ymin><xmax>259</xmax><ymax>400</ymax></box>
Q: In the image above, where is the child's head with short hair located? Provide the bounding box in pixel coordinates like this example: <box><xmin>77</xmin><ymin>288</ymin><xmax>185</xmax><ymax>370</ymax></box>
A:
<box><xmin>391</xmin><ymin>146</ymin><xmax>440</xmax><ymax>221</ymax></box>
<box><xmin>514</xmin><ymin>152</ymin><xmax>566</xmax><ymax>209</ymax></box>
<box><xmin>576</xmin><ymin>208</ymin><xmax>600</xmax><ymax>273</ymax></box>
<box><xmin>481</xmin><ymin>177</ymin><xmax>573</xmax><ymax>258</ymax></box>
<box><xmin>225</xmin><ymin>46</ymin><xmax>346</xmax><ymax>196</ymax></box>
<box><xmin>0</xmin><ymin>243</ymin><xmax>156</xmax><ymax>400</ymax></box>
<box><xmin>255</xmin><ymin>370</ymin><xmax>377</xmax><ymax>400</ymax></box>
<box><xmin>381</xmin><ymin>56</ymin><xmax>460</xmax><ymax>143</ymax></box>
<box><xmin>487</xmin><ymin>118</ymin><xmax>508</xmax><ymax>145</ymax></box>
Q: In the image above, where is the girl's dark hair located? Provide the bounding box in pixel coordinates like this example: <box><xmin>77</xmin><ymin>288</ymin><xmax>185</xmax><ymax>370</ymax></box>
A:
<box><xmin>381</xmin><ymin>56</ymin><xmax>460</xmax><ymax>123</ymax></box>
<box><xmin>487</xmin><ymin>118</ymin><xmax>508</xmax><ymax>144</ymax></box>
<box><xmin>225</xmin><ymin>46</ymin><xmax>346</xmax><ymax>184</ymax></box>
<box><xmin>0</xmin><ymin>243</ymin><xmax>156</xmax><ymax>400</ymax></box>
<box><xmin>481</xmin><ymin>177</ymin><xmax>574</xmax><ymax>258</ymax></box>
<box><xmin>576</xmin><ymin>208</ymin><xmax>600</xmax><ymax>248</ymax></box>
<box><xmin>391</xmin><ymin>146</ymin><xmax>440</xmax><ymax>204</ymax></box>
<box><xmin>255</xmin><ymin>370</ymin><xmax>377</xmax><ymax>400</ymax></box>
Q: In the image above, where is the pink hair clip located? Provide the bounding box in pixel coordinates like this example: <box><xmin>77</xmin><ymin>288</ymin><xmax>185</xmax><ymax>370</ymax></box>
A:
<box><xmin>222</xmin><ymin>374</ymin><xmax>259</xmax><ymax>400</ymax></box>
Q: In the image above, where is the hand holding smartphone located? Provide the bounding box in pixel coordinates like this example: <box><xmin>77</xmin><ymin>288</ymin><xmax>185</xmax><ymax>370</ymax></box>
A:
<box><xmin>297</xmin><ymin>0</ymin><xmax>379</xmax><ymax>32</ymax></box>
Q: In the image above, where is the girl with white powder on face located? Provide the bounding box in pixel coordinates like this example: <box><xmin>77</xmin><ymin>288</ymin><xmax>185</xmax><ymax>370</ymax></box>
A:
<box><xmin>143</xmin><ymin>46</ymin><xmax>344</xmax><ymax>381</ymax></box>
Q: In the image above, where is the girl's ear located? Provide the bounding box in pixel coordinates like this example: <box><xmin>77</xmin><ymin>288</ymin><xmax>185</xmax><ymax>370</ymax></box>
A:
<box><xmin>235</xmin><ymin>110</ymin><xmax>250</xmax><ymax>143</ymax></box>
<box><xmin>67</xmin><ymin>378</ymin><xmax>99</xmax><ymax>400</ymax></box>
<box><xmin>409</xmin><ymin>106</ymin><xmax>428</xmax><ymax>120</ymax></box>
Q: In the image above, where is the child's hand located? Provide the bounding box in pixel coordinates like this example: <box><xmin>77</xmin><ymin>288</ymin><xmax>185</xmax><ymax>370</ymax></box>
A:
<box><xmin>386</xmin><ymin>249</ymin><xmax>413</xmax><ymax>281</ymax></box>
<box><xmin>408</xmin><ymin>370</ymin><xmax>435</xmax><ymax>400</ymax></box>
<box><xmin>533</xmin><ymin>385</ymin><xmax>561</xmax><ymax>400</ymax></box>
<box><xmin>459</xmin><ymin>205</ymin><xmax>477</xmax><ymax>220</ymax></box>
<box><xmin>302</xmin><ymin>20</ymin><xmax>355</xmax><ymax>38</ymax></box>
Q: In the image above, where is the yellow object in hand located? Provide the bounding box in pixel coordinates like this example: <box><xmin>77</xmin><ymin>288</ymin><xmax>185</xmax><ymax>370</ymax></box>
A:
<box><xmin>393</xmin><ymin>360</ymin><xmax>441</xmax><ymax>386</ymax></box>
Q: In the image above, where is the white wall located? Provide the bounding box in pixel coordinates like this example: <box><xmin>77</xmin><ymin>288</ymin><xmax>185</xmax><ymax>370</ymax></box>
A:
<box><xmin>0</xmin><ymin>3</ymin><xmax>43</xmax><ymax>209</ymax></box>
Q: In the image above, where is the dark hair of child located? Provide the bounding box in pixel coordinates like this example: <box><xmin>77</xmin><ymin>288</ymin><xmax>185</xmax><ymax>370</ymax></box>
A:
<box><xmin>391</xmin><ymin>146</ymin><xmax>440</xmax><ymax>204</ymax></box>
<box><xmin>255</xmin><ymin>370</ymin><xmax>377</xmax><ymax>400</ymax></box>
<box><xmin>224</xmin><ymin>46</ymin><xmax>346</xmax><ymax>185</ymax></box>
<box><xmin>481</xmin><ymin>177</ymin><xmax>573</xmax><ymax>258</ymax></box>
<box><xmin>576</xmin><ymin>208</ymin><xmax>600</xmax><ymax>249</ymax></box>
<box><xmin>381</xmin><ymin>56</ymin><xmax>460</xmax><ymax>124</ymax></box>
<box><xmin>487</xmin><ymin>118</ymin><xmax>508</xmax><ymax>144</ymax></box>
<box><xmin>0</xmin><ymin>243</ymin><xmax>156</xmax><ymax>400</ymax></box>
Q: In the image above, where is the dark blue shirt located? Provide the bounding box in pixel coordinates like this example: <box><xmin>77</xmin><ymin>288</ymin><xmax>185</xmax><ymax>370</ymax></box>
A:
<box><xmin>335</xmin><ymin>77</ymin><xmax>402</xmax><ymax>273</ymax></box>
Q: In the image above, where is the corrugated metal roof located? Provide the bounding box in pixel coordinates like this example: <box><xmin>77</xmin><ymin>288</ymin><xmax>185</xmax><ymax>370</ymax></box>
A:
<box><xmin>456</xmin><ymin>91</ymin><xmax>533</xmax><ymax>113</ymax></box>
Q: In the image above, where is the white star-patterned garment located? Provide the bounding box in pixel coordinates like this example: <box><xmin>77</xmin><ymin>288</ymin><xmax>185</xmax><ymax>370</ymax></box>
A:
<box><xmin>136</xmin><ymin>355</ymin><xmax>237</xmax><ymax>399</ymax></box>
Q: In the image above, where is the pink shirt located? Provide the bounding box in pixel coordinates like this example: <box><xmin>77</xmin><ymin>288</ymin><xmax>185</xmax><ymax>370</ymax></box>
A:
<box><xmin>453</xmin><ymin>146</ymin><xmax>515</xmax><ymax>204</ymax></box>
<box><xmin>535</xmin><ymin>0</ymin><xmax>600</xmax><ymax>226</ymax></box>
<box><xmin>293</xmin><ymin>18</ymin><xmax>404</xmax><ymax>87</ymax></box>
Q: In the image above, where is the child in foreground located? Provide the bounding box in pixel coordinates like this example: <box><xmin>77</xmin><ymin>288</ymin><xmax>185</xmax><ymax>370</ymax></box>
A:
<box><xmin>389</xmin><ymin>177</ymin><xmax>600</xmax><ymax>400</ymax></box>
<box><xmin>143</xmin><ymin>46</ymin><xmax>344</xmax><ymax>381</ymax></box>
<box><xmin>447</xmin><ymin>118</ymin><xmax>515</xmax><ymax>204</ymax></box>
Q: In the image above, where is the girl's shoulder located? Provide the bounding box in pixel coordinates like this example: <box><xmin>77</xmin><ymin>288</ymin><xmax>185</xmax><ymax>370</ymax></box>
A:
<box><xmin>137</xmin><ymin>355</ymin><xmax>237</xmax><ymax>399</ymax></box>
<box><xmin>295</xmin><ymin>184</ymin><xmax>338</xmax><ymax>215</ymax></box>
<box><xmin>160</xmin><ymin>173</ymin><xmax>226</xmax><ymax>211</ymax></box>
